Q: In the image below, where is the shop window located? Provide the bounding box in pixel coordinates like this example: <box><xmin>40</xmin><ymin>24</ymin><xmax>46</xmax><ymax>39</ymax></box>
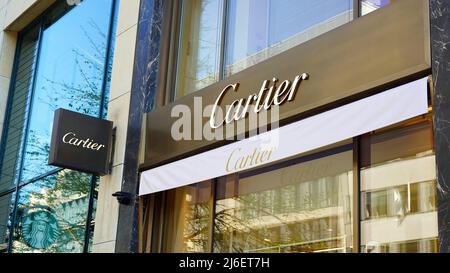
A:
<box><xmin>214</xmin><ymin>149</ymin><xmax>354</xmax><ymax>253</ymax></box>
<box><xmin>144</xmin><ymin>118</ymin><xmax>438</xmax><ymax>254</ymax></box>
<box><xmin>360</xmin><ymin>0</ymin><xmax>390</xmax><ymax>16</ymax></box>
<box><xmin>360</xmin><ymin>119</ymin><xmax>438</xmax><ymax>253</ymax></box>
<box><xmin>159</xmin><ymin>181</ymin><xmax>213</xmax><ymax>253</ymax></box>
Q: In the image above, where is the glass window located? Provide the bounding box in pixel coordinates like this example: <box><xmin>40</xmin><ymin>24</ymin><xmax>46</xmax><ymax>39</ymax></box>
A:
<box><xmin>11</xmin><ymin>170</ymin><xmax>92</xmax><ymax>253</ymax></box>
<box><xmin>360</xmin><ymin>119</ymin><xmax>438</xmax><ymax>253</ymax></box>
<box><xmin>0</xmin><ymin>0</ymin><xmax>117</xmax><ymax>253</ymax></box>
<box><xmin>214</xmin><ymin>149</ymin><xmax>353</xmax><ymax>253</ymax></box>
<box><xmin>360</xmin><ymin>0</ymin><xmax>390</xmax><ymax>16</ymax></box>
<box><xmin>146</xmin><ymin>119</ymin><xmax>438</xmax><ymax>254</ymax></box>
<box><xmin>0</xmin><ymin>26</ymin><xmax>40</xmax><ymax>193</ymax></box>
<box><xmin>174</xmin><ymin>0</ymin><xmax>354</xmax><ymax>99</ymax></box>
<box><xmin>175</xmin><ymin>0</ymin><xmax>224</xmax><ymax>98</ymax></box>
<box><xmin>224</xmin><ymin>0</ymin><xmax>353</xmax><ymax>76</ymax></box>
<box><xmin>21</xmin><ymin>0</ymin><xmax>114</xmax><ymax>181</ymax></box>
<box><xmin>159</xmin><ymin>181</ymin><xmax>213</xmax><ymax>253</ymax></box>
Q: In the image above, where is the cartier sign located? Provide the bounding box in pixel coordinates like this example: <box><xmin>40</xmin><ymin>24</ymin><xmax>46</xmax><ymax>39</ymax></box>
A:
<box><xmin>210</xmin><ymin>73</ymin><xmax>309</xmax><ymax>128</ymax></box>
<box><xmin>48</xmin><ymin>108</ymin><xmax>113</xmax><ymax>175</ymax></box>
<box><xmin>141</xmin><ymin>0</ymin><xmax>431</xmax><ymax>170</ymax></box>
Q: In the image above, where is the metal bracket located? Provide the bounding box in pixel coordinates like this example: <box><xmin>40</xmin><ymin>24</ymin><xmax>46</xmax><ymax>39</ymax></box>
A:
<box><xmin>108</xmin><ymin>127</ymin><xmax>117</xmax><ymax>174</ymax></box>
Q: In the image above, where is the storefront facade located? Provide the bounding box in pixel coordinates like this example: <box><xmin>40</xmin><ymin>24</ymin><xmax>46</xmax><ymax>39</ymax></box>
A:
<box><xmin>1</xmin><ymin>0</ymin><xmax>450</xmax><ymax>254</ymax></box>
<box><xmin>133</xmin><ymin>0</ymin><xmax>447</xmax><ymax>254</ymax></box>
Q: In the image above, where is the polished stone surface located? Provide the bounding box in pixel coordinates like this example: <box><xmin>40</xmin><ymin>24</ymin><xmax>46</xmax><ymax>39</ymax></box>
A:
<box><xmin>115</xmin><ymin>0</ymin><xmax>163</xmax><ymax>253</ymax></box>
<box><xmin>430</xmin><ymin>0</ymin><xmax>450</xmax><ymax>253</ymax></box>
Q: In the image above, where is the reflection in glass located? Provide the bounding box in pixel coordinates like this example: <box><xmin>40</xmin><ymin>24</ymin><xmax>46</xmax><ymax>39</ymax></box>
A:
<box><xmin>361</xmin><ymin>119</ymin><xmax>438</xmax><ymax>253</ymax></box>
<box><xmin>214</xmin><ymin>151</ymin><xmax>353</xmax><ymax>253</ymax></box>
<box><xmin>0</xmin><ymin>0</ymin><xmax>116</xmax><ymax>253</ymax></box>
<box><xmin>363</xmin><ymin>181</ymin><xmax>436</xmax><ymax>221</ymax></box>
<box><xmin>175</xmin><ymin>0</ymin><xmax>223</xmax><ymax>98</ymax></box>
<box><xmin>363</xmin><ymin>238</ymin><xmax>438</xmax><ymax>253</ymax></box>
<box><xmin>160</xmin><ymin>181</ymin><xmax>212</xmax><ymax>253</ymax></box>
<box><xmin>360</xmin><ymin>0</ymin><xmax>390</xmax><ymax>16</ymax></box>
<box><xmin>0</xmin><ymin>193</ymin><xmax>14</xmax><ymax>253</ymax></box>
<box><xmin>12</xmin><ymin>170</ymin><xmax>91</xmax><ymax>253</ymax></box>
<box><xmin>0</xmin><ymin>25</ymin><xmax>40</xmax><ymax>192</ymax></box>
<box><xmin>86</xmin><ymin>179</ymin><xmax>99</xmax><ymax>253</ymax></box>
<box><xmin>21</xmin><ymin>0</ymin><xmax>114</xmax><ymax>181</ymax></box>
<box><xmin>225</xmin><ymin>0</ymin><xmax>353</xmax><ymax>76</ymax></box>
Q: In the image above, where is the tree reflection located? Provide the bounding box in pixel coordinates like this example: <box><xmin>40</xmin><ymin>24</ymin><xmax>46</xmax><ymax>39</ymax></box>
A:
<box><xmin>13</xmin><ymin>170</ymin><xmax>93</xmax><ymax>253</ymax></box>
<box><xmin>10</xmin><ymin>1</ymin><xmax>114</xmax><ymax>252</ymax></box>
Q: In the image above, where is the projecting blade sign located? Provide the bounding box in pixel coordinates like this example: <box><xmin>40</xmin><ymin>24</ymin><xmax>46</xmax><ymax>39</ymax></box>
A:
<box><xmin>48</xmin><ymin>108</ymin><xmax>114</xmax><ymax>176</ymax></box>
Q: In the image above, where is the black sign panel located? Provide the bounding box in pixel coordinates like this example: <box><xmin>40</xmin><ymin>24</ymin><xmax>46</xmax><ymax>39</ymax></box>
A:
<box><xmin>48</xmin><ymin>108</ymin><xmax>113</xmax><ymax>176</ymax></box>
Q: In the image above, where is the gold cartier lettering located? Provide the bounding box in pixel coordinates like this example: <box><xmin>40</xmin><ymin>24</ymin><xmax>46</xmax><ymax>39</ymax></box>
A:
<box><xmin>273</xmin><ymin>80</ymin><xmax>291</xmax><ymax>105</ymax></box>
<box><xmin>210</xmin><ymin>73</ymin><xmax>309</xmax><ymax>129</ymax></box>
<box><xmin>287</xmin><ymin>73</ymin><xmax>309</xmax><ymax>101</ymax></box>
<box><xmin>226</xmin><ymin>148</ymin><xmax>241</xmax><ymax>172</ymax></box>
<box><xmin>210</xmin><ymin>83</ymin><xmax>240</xmax><ymax>129</ymax></box>
<box><xmin>226</xmin><ymin>146</ymin><xmax>276</xmax><ymax>172</ymax></box>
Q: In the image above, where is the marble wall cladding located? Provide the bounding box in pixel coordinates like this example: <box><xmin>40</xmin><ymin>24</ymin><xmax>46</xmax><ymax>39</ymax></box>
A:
<box><xmin>430</xmin><ymin>0</ymin><xmax>450</xmax><ymax>253</ymax></box>
<box><xmin>115</xmin><ymin>0</ymin><xmax>163</xmax><ymax>253</ymax></box>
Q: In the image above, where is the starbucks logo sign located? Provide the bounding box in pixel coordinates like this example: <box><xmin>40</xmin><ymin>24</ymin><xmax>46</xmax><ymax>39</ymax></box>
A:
<box><xmin>22</xmin><ymin>210</ymin><xmax>60</xmax><ymax>249</ymax></box>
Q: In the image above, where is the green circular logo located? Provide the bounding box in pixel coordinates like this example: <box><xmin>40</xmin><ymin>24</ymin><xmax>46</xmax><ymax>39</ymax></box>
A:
<box><xmin>22</xmin><ymin>210</ymin><xmax>60</xmax><ymax>249</ymax></box>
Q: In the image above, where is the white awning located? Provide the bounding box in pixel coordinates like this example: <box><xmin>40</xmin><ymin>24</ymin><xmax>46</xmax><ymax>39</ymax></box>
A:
<box><xmin>139</xmin><ymin>77</ymin><xmax>429</xmax><ymax>196</ymax></box>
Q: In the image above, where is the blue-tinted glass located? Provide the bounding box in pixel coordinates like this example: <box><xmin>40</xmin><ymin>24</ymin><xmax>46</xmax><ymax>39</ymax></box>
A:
<box><xmin>0</xmin><ymin>25</ymin><xmax>40</xmax><ymax>193</ymax></box>
<box><xmin>21</xmin><ymin>0</ymin><xmax>114</xmax><ymax>181</ymax></box>
<box><xmin>11</xmin><ymin>170</ymin><xmax>91</xmax><ymax>253</ymax></box>
<box><xmin>225</xmin><ymin>0</ymin><xmax>353</xmax><ymax>76</ymax></box>
<box><xmin>360</xmin><ymin>0</ymin><xmax>390</xmax><ymax>16</ymax></box>
<box><xmin>268</xmin><ymin>0</ymin><xmax>351</xmax><ymax>45</ymax></box>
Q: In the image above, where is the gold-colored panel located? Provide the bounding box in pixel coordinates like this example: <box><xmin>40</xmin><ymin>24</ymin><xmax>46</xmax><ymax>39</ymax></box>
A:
<box><xmin>141</xmin><ymin>0</ymin><xmax>431</xmax><ymax>170</ymax></box>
